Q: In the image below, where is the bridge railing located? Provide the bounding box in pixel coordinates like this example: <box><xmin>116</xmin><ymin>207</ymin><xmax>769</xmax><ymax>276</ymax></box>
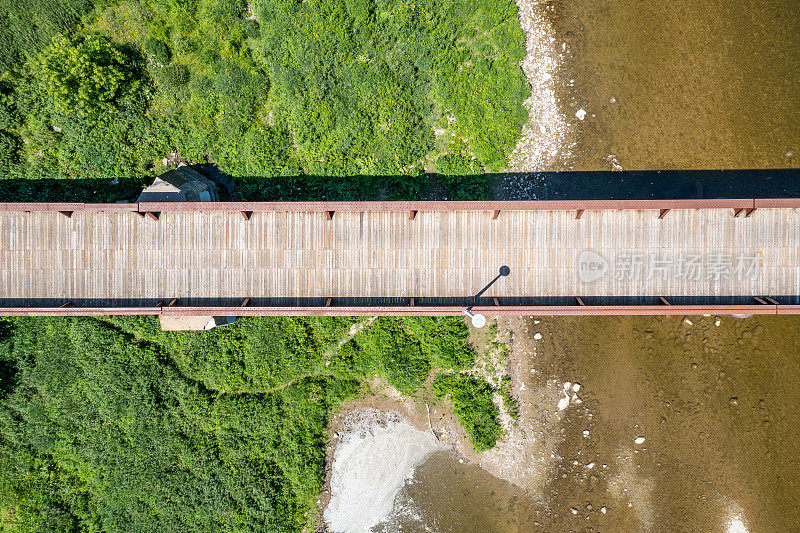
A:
<box><xmin>0</xmin><ymin>198</ymin><xmax>791</xmax><ymax>213</ymax></box>
<box><xmin>2</xmin><ymin>298</ymin><xmax>798</xmax><ymax>318</ymax></box>
<box><xmin>1</xmin><ymin>303</ymin><xmax>798</xmax><ymax>316</ymax></box>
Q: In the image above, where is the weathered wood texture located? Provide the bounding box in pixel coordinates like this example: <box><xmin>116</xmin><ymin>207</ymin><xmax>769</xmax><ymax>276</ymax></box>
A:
<box><xmin>1</xmin><ymin>208</ymin><xmax>798</xmax><ymax>301</ymax></box>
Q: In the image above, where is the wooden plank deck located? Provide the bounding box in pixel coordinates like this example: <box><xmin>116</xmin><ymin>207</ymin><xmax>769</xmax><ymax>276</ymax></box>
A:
<box><xmin>0</xmin><ymin>208</ymin><xmax>798</xmax><ymax>302</ymax></box>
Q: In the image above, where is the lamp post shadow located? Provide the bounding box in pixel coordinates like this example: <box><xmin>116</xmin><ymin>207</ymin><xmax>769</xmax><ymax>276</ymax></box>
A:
<box><xmin>464</xmin><ymin>266</ymin><xmax>510</xmax><ymax>328</ymax></box>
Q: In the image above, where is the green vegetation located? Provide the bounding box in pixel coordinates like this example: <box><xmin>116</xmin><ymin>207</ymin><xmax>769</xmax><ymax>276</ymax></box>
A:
<box><xmin>499</xmin><ymin>374</ymin><xmax>519</xmax><ymax>420</ymax></box>
<box><xmin>0</xmin><ymin>315</ymin><xmax>499</xmax><ymax>531</ymax></box>
<box><xmin>0</xmin><ymin>0</ymin><xmax>523</xmax><ymax>528</ymax></box>
<box><xmin>34</xmin><ymin>34</ymin><xmax>145</xmax><ymax>120</ymax></box>
<box><xmin>0</xmin><ymin>0</ymin><xmax>527</xmax><ymax>185</ymax></box>
<box><xmin>432</xmin><ymin>372</ymin><xmax>501</xmax><ymax>451</ymax></box>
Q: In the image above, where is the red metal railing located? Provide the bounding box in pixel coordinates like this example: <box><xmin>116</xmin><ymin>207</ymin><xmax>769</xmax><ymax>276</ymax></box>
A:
<box><xmin>0</xmin><ymin>198</ymin><xmax>774</xmax><ymax>214</ymax></box>
<box><xmin>0</xmin><ymin>304</ymin><xmax>795</xmax><ymax>317</ymax></box>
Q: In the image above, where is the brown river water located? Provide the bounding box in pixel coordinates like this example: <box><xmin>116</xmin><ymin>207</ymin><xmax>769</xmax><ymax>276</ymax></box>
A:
<box><xmin>555</xmin><ymin>0</ymin><xmax>799</xmax><ymax>171</ymax></box>
<box><xmin>371</xmin><ymin>0</ymin><xmax>800</xmax><ymax>531</ymax></box>
<box><xmin>379</xmin><ymin>316</ymin><xmax>800</xmax><ymax>532</ymax></box>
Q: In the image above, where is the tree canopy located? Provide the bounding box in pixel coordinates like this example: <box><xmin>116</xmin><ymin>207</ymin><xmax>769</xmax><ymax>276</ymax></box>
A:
<box><xmin>33</xmin><ymin>34</ymin><xmax>145</xmax><ymax>121</ymax></box>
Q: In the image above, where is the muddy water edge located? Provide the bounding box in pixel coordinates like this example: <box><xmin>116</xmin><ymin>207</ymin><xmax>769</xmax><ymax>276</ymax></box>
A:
<box><xmin>379</xmin><ymin>316</ymin><xmax>800</xmax><ymax>532</ymax></box>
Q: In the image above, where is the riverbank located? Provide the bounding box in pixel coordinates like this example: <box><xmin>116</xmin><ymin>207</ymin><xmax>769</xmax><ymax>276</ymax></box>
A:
<box><xmin>321</xmin><ymin>314</ymin><xmax>800</xmax><ymax>531</ymax></box>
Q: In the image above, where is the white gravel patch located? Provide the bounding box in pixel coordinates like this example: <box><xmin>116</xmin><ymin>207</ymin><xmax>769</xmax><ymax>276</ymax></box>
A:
<box><xmin>509</xmin><ymin>0</ymin><xmax>574</xmax><ymax>179</ymax></box>
<box><xmin>324</xmin><ymin>409</ymin><xmax>446</xmax><ymax>532</ymax></box>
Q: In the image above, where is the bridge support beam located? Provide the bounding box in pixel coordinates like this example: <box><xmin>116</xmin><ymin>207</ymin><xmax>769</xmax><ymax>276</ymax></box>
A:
<box><xmin>410</xmin><ymin>210</ymin><xmax>418</xmax><ymax>220</ymax></box>
<box><xmin>659</xmin><ymin>209</ymin><xmax>670</xmax><ymax>219</ymax></box>
<box><xmin>576</xmin><ymin>296</ymin><xmax>585</xmax><ymax>306</ymax></box>
<box><xmin>241</xmin><ymin>211</ymin><xmax>253</xmax><ymax>221</ymax></box>
<box><xmin>745</xmin><ymin>208</ymin><xmax>757</xmax><ymax>217</ymax></box>
<box><xmin>59</xmin><ymin>211</ymin><xmax>73</xmax><ymax>218</ymax></box>
<box><xmin>146</xmin><ymin>212</ymin><xmax>160</xmax><ymax>221</ymax></box>
<box><xmin>576</xmin><ymin>209</ymin><xmax>584</xmax><ymax>219</ymax></box>
<box><xmin>659</xmin><ymin>296</ymin><xmax>671</xmax><ymax>306</ymax></box>
<box><xmin>493</xmin><ymin>210</ymin><xmax>501</xmax><ymax>220</ymax></box>
<box><xmin>241</xmin><ymin>298</ymin><xmax>250</xmax><ymax>307</ymax></box>
<box><xmin>326</xmin><ymin>211</ymin><xmax>335</xmax><ymax>221</ymax></box>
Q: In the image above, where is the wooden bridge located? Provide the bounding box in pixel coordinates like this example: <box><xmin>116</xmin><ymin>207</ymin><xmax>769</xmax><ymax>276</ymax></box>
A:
<box><xmin>1</xmin><ymin>197</ymin><xmax>799</xmax><ymax>317</ymax></box>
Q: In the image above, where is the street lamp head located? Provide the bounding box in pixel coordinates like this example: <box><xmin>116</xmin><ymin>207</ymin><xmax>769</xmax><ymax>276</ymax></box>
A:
<box><xmin>463</xmin><ymin>309</ymin><xmax>487</xmax><ymax>328</ymax></box>
<box><xmin>499</xmin><ymin>265</ymin><xmax>510</xmax><ymax>276</ymax></box>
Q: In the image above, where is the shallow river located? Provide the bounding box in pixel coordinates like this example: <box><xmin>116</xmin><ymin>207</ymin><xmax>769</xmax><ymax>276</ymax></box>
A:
<box><xmin>380</xmin><ymin>316</ymin><xmax>800</xmax><ymax>531</ymax></box>
<box><xmin>554</xmin><ymin>0</ymin><xmax>799</xmax><ymax>171</ymax></box>
<box><xmin>374</xmin><ymin>0</ymin><xmax>800</xmax><ymax>531</ymax></box>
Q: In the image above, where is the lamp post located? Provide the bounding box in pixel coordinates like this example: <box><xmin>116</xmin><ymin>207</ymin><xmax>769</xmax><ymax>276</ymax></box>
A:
<box><xmin>464</xmin><ymin>266</ymin><xmax>510</xmax><ymax>328</ymax></box>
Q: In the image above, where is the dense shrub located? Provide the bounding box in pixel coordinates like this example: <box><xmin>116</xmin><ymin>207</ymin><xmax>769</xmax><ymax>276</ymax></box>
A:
<box><xmin>433</xmin><ymin>373</ymin><xmax>501</xmax><ymax>451</ymax></box>
<box><xmin>143</xmin><ymin>35</ymin><xmax>171</xmax><ymax>64</ymax></box>
<box><xmin>33</xmin><ymin>34</ymin><xmax>146</xmax><ymax>121</ymax></box>
<box><xmin>0</xmin><ymin>131</ymin><xmax>20</xmax><ymax>173</ymax></box>
<box><xmin>0</xmin><ymin>315</ymin><xmax>483</xmax><ymax>530</ymax></box>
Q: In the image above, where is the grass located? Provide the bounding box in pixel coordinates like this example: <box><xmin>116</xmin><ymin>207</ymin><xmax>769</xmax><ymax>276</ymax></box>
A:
<box><xmin>0</xmin><ymin>314</ymin><xmax>501</xmax><ymax>531</ymax></box>
<box><xmin>0</xmin><ymin>0</ymin><xmax>528</xmax><ymax>186</ymax></box>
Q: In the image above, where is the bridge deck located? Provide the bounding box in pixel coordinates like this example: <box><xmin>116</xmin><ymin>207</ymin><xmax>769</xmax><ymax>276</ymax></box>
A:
<box><xmin>1</xmin><ymin>206</ymin><xmax>798</xmax><ymax>305</ymax></box>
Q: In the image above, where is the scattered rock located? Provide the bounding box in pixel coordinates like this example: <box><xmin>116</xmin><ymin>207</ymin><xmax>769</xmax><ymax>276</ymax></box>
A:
<box><xmin>634</xmin><ymin>436</ymin><xmax>646</xmax><ymax>445</ymax></box>
<box><xmin>575</xmin><ymin>108</ymin><xmax>587</xmax><ymax>120</ymax></box>
<box><xmin>582</xmin><ymin>430</ymin><xmax>590</xmax><ymax>438</ymax></box>
<box><xmin>558</xmin><ymin>394</ymin><xmax>570</xmax><ymax>411</ymax></box>
<box><xmin>572</xmin><ymin>383</ymin><xmax>581</xmax><ymax>392</ymax></box>
<box><xmin>603</xmin><ymin>154</ymin><xmax>624</xmax><ymax>171</ymax></box>
<box><xmin>601</xmin><ymin>506</ymin><xmax>607</xmax><ymax>514</ymax></box>
<box><xmin>534</xmin><ymin>332</ymin><xmax>543</xmax><ymax>340</ymax></box>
